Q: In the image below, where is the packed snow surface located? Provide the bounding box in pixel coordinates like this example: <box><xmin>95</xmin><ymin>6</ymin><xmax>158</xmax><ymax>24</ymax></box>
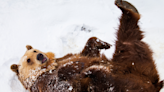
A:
<box><xmin>0</xmin><ymin>0</ymin><xmax>164</xmax><ymax>91</ymax></box>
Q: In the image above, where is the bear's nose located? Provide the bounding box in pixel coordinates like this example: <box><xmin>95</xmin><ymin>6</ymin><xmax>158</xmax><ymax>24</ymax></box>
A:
<box><xmin>37</xmin><ymin>53</ymin><xmax>44</xmax><ymax>61</ymax></box>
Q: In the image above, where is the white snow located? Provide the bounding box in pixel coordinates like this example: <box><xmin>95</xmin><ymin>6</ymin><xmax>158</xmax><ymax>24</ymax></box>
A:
<box><xmin>68</xmin><ymin>86</ymin><xmax>73</xmax><ymax>91</ymax></box>
<box><xmin>132</xmin><ymin>62</ymin><xmax>134</xmax><ymax>66</ymax></box>
<box><xmin>85</xmin><ymin>65</ymin><xmax>110</xmax><ymax>73</ymax></box>
<box><xmin>0</xmin><ymin>0</ymin><xmax>164</xmax><ymax>92</ymax></box>
<box><xmin>108</xmin><ymin>86</ymin><xmax>114</xmax><ymax>91</ymax></box>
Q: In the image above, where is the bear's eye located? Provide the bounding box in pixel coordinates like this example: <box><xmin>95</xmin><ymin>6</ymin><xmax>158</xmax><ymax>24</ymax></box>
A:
<box><xmin>27</xmin><ymin>59</ymin><xmax>31</xmax><ymax>63</ymax></box>
<box><xmin>33</xmin><ymin>50</ymin><xmax>37</xmax><ymax>53</ymax></box>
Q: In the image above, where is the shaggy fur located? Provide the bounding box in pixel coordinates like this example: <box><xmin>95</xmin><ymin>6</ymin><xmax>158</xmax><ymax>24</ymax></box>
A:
<box><xmin>11</xmin><ymin>0</ymin><xmax>164</xmax><ymax>92</ymax></box>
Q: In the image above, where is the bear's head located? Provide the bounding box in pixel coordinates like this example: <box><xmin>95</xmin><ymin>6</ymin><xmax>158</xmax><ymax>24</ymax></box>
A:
<box><xmin>10</xmin><ymin>45</ymin><xmax>58</xmax><ymax>89</ymax></box>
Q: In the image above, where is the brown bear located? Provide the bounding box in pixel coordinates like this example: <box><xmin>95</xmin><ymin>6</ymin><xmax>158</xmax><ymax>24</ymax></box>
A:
<box><xmin>11</xmin><ymin>37</ymin><xmax>111</xmax><ymax>91</ymax></box>
<box><xmin>11</xmin><ymin>0</ymin><xmax>164</xmax><ymax>92</ymax></box>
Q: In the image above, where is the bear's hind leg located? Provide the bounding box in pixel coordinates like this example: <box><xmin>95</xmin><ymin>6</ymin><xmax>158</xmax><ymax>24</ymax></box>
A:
<box><xmin>115</xmin><ymin>0</ymin><xmax>143</xmax><ymax>42</ymax></box>
<box><xmin>113</xmin><ymin>0</ymin><xmax>163</xmax><ymax>91</ymax></box>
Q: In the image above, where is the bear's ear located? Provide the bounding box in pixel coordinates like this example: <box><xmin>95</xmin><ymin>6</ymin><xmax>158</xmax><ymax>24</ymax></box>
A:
<box><xmin>45</xmin><ymin>52</ymin><xmax>55</xmax><ymax>60</ymax></box>
<box><xmin>10</xmin><ymin>64</ymin><xmax>19</xmax><ymax>74</ymax></box>
<box><xmin>26</xmin><ymin>45</ymin><xmax>33</xmax><ymax>50</ymax></box>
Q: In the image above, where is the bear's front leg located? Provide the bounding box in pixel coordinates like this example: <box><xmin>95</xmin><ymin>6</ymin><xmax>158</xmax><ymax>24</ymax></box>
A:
<box><xmin>80</xmin><ymin>37</ymin><xmax>111</xmax><ymax>57</ymax></box>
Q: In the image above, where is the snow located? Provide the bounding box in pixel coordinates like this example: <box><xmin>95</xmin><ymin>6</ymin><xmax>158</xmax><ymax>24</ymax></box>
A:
<box><xmin>0</xmin><ymin>0</ymin><xmax>164</xmax><ymax>91</ymax></box>
<box><xmin>132</xmin><ymin>62</ymin><xmax>134</xmax><ymax>66</ymax></box>
<box><xmin>68</xmin><ymin>86</ymin><xmax>73</xmax><ymax>91</ymax></box>
<box><xmin>108</xmin><ymin>86</ymin><xmax>114</xmax><ymax>91</ymax></box>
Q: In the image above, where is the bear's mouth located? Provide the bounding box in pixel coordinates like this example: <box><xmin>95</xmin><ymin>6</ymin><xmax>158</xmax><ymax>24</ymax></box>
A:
<box><xmin>37</xmin><ymin>53</ymin><xmax>48</xmax><ymax>64</ymax></box>
<box><xmin>42</xmin><ymin>57</ymin><xmax>47</xmax><ymax>64</ymax></box>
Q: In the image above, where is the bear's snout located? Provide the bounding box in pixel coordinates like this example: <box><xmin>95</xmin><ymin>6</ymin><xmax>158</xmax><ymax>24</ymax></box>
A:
<box><xmin>37</xmin><ymin>53</ymin><xmax>47</xmax><ymax>64</ymax></box>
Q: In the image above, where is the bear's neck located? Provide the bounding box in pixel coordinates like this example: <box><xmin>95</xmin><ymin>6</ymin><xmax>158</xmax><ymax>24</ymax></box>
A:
<box><xmin>19</xmin><ymin>62</ymin><xmax>57</xmax><ymax>90</ymax></box>
<box><xmin>19</xmin><ymin>67</ymin><xmax>46</xmax><ymax>90</ymax></box>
